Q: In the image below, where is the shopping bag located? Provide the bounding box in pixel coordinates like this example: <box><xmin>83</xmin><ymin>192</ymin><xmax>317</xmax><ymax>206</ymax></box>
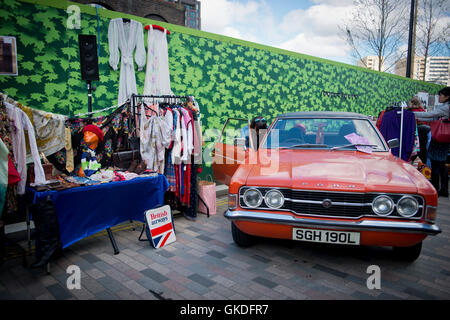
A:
<box><xmin>143</xmin><ymin>205</ymin><xmax>176</xmax><ymax>249</ymax></box>
<box><xmin>430</xmin><ymin>118</ymin><xmax>450</xmax><ymax>143</ymax></box>
<box><xmin>198</xmin><ymin>176</ymin><xmax>216</xmax><ymax>215</ymax></box>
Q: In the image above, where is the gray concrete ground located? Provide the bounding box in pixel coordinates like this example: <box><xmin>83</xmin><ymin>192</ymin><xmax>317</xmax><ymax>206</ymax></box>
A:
<box><xmin>0</xmin><ymin>194</ymin><xmax>449</xmax><ymax>300</ymax></box>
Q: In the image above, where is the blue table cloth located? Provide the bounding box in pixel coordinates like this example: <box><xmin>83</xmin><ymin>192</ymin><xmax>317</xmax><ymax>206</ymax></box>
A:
<box><xmin>26</xmin><ymin>174</ymin><xmax>169</xmax><ymax>248</ymax></box>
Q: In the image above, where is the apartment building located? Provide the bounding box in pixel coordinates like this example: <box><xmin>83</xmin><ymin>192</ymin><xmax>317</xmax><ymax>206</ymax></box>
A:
<box><xmin>395</xmin><ymin>56</ymin><xmax>450</xmax><ymax>85</ymax></box>
<box><xmin>357</xmin><ymin>56</ymin><xmax>386</xmax><ymax>72</ymax></box>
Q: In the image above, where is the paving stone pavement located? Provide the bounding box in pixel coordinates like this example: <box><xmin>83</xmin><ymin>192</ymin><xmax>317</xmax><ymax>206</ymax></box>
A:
<box><xmin>0</xmin><ymin>195</ymin><xmax>449</xmax><ymax>300</ymax></box>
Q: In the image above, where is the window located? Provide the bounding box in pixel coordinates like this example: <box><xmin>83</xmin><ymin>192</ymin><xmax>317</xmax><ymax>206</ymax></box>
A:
<box><xmin>263</xmin><ymin>117</ymin><xmax>386</xmax><ymax>150</ymax></box>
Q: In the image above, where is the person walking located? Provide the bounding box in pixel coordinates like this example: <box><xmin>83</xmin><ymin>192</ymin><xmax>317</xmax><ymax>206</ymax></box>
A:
<box><xmin>414</xmin><ymin>87</ymin><xmax>450</xmax><ymax>197</ymax></box>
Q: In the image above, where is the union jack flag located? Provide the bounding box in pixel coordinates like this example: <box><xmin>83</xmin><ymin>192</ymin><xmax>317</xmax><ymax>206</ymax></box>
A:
<box><xmin>150</xmin><ymin>222</ymin><xmax>175</xmax><ymax>248</ymax></box>
<box><xmin>145</xmin><ymin>205</ymin><xmax>176</xmax><ymax>249</ymax></box>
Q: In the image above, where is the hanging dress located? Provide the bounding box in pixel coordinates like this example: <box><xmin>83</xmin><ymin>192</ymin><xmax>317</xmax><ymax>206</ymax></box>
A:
<box><xmin>108</xmin><ymin>18</ymin><xmax>146</xmax><ymax>105</ymax></box>
<box><xmin>143</xmin><ymin>25</ymin><xmax>174</xmax><ymax>98</ymax></box>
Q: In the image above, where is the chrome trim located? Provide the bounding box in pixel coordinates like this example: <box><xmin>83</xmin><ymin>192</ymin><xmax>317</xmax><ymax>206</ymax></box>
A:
<box><xmin>238</xmin><ymin>187</ymin><xmax>426</xmax><ymax>220</ymax></box>
<box><xmin>224</xmin><ymin>210</ymin><xmax>441</xmax><ymax>235</ymax></box>
<box><xmin>285</xmin><ymin>198</ymin><xmax>371</xmax><ymax>207</ymax></box>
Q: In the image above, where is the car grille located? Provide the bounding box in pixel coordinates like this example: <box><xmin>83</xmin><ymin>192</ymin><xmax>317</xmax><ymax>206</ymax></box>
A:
<box><xmin>239</xmin><ymin>187</ymin><xmax>424</xmax><ymax>219</ymax></box>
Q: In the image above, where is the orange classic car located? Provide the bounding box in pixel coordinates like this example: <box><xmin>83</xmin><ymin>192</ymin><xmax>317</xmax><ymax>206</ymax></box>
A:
<box><xmin>212</xmin><ymin>112</ymin><xmax>441</xmax><ymax>261</ymax></box>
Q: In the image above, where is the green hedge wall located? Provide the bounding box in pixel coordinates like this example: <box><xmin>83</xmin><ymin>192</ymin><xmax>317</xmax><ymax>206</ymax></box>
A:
<box><xmin>0</xmin><ymin>0</ymin><xmax>443</xmax><ymax>176</ymax></box>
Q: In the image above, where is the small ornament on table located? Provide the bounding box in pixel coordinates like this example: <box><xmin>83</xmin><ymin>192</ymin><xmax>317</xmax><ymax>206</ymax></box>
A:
<box><xmin>79</xmin><ymin>124</ymin><xmax>104</xmax><ymax>178</ymax></box>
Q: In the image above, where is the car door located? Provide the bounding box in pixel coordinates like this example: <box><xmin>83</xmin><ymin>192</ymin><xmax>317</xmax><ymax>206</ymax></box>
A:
<box><xmin>212</xmin><ymin>118</ymin><xmax>254</xmax><ymax>185</ymax></box>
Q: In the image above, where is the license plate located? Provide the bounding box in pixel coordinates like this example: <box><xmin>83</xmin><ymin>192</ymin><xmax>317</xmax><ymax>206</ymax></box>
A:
<box><xmin>292</xmin><ymin>228</ymin><xmax>360</xmax><ymax>245</ymax></box>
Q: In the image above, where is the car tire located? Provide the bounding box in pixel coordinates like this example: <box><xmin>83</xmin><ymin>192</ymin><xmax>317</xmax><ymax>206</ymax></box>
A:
<box><xmin>231</xmin><ymin>222</ymin><xmax>255</xmax><ymax>247</ymax></box>
<box><xmin>393</xmin><ymin>242</ymin><xmax>422</xmax><ymax>262</ymax></box>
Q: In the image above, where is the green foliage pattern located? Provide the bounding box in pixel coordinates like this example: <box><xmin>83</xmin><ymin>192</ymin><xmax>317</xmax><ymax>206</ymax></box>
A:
<box><xmin>0</xmin><ymin>0</ymin><xmax>443</xmax><ymax>176</ymax></box>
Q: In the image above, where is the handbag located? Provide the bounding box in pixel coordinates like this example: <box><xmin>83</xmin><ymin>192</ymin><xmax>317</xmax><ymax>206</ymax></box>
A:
<box><xmin>112</xmin><ymin>150</ymin><xmax>141</xmax><ymax>170</ymax></box>
<box><xmin>197</xmin><ymin>175</ymin><xmax>216</xmax><ymax>216</ymax></box>
<box><xmin>430</xmin><ymin>118</ymin><xmax>450</xmax><ymax>143</ymax></box>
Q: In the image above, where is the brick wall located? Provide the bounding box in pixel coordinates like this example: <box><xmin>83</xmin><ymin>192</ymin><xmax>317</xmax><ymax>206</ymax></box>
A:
<box><xmin>71</xmin><ymin>0</ymin><xmax>185</xmax><ymax>26</ymax></box>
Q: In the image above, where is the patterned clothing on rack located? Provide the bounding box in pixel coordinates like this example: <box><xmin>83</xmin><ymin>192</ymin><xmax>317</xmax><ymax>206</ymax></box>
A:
<box><xmin>47</xmin><ymin>106</ymin><xmax>130</xmax><ymax>172</ymax></box>
<box><xmin>17</xmin><ymin>104</ymin><xmax>67</xmax><ymax>162</ymax></box>
<box><xmin>165</xmin><ymin>149</ymin><xmax>176</xmax><ymax>192</ymax></box>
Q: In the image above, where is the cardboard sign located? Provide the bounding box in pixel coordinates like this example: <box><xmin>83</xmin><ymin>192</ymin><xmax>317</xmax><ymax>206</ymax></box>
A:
<box><xmin>145</xmin><ymin>205</ymin><xmax>176</xmax><ymax>248</ymax></box>
<box><xmin>416</xmin><ymin>91</ymin><xmax>429</xmax><ymax>110</ymax></box>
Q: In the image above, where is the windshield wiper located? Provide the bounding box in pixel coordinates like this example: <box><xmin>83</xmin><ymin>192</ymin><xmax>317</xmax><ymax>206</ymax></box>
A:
<box><xmin>330</xmin><ymin>143</ymin><xmax>378</xmax><ymax>151</ymax></box>
<box><xmin>280</xmin><ymin>144</ymin><xmax>328</xmax><ymax>149</ymax></box>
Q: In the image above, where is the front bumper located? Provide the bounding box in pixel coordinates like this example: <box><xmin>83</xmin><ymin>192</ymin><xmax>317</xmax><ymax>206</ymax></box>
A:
<box><xmin>224</xmin><ymin>210</ymin><xmax>441</xmax><ymax>235</ymax></box>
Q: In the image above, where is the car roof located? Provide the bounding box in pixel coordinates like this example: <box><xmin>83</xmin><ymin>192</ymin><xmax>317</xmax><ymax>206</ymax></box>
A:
<box><xmin>277</xmin><ymin>111</ymin><xmax>368</xmax><ymax>119</ymax></box>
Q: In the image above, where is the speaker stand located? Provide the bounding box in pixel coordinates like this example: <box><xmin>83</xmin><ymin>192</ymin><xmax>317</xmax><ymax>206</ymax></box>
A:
<box><xmin>86</xmin><ymin>80</ymin><xmax>96</xmax><ymax>118</ymax></box>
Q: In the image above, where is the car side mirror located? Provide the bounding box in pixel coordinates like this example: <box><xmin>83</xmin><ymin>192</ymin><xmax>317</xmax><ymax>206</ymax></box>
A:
<box><xmin>387</xmin><ymin>138</ymin><xmax>399</xmax><ymax>149</ymax></box>
<box><xmin>234</xmin><ymin>138</ymin><xmax>247</xmax><ymax>150</ymax></box>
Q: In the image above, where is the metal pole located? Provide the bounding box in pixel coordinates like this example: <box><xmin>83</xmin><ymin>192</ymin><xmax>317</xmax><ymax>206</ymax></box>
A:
<box><xmin>406</xmin><ymin>0</ymin><xmax>416</xmax><ymax>78</ymax></box>
<box><xmin>87</xmin><ymin>80</ymin><xmax>92</xmax><ymax>118</ymax></box>
<box><xmin>399</xmin><ymin>105</ymin><xmax>404</xmax><ymax>159</ymax></box>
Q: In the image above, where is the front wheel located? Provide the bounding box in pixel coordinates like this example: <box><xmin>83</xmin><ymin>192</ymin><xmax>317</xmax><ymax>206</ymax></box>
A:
<box><xmin>393</xmin><ymin>242</ymin><xmax>422</xmax><ymax>262</ymax></box>
<box><xmin>231</xmin><ymin>222</ymin><xmax>255</xmax><ymax>247</ymax></box>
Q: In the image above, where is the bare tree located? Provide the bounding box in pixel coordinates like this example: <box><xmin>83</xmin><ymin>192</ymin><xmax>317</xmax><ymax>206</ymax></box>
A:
<box><xmin>416</xmin><ymin>0</ymin><xmax>450</xmax><ymax>81</ymax></box>
<box><xmin>341</xmin><ymin>0</ymin><xmax>410</xmax><ymax>73</ymax></box>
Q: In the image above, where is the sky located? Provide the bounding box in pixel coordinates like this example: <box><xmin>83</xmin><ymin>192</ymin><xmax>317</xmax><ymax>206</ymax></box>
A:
<box><xmin>200</xmin><ymin>0</ymin><xmax>358</xmax><ymax>66</ymax></box>
<box><xmin>200</xmin><ymin>0</ymin><xmax>450</xmax><ymax>68</ymax></box>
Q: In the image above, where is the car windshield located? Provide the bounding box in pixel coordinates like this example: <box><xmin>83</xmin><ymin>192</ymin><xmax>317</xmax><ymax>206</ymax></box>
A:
<box><xmin>262</xmin><ymin>117</ymin><xmax>387</xmax><ymax>151</ymax></box>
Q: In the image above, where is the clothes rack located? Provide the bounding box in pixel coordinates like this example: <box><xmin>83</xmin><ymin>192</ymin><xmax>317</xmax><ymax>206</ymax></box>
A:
<box><xmin>130</xmin><ymin>94</ymin><xmax>192</xmax><ymax>137</ymax></box>
<box><xmin>130</xmin><ymin>94</ymin><xmax>209</xmax><ymax>219</ymax></box>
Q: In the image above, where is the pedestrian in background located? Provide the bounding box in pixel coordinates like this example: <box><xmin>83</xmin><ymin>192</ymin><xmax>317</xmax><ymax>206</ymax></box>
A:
<box><xmin>414</xmin><ymin>87</ymin><xmax>450</xmax><ymax>197</ymax></box>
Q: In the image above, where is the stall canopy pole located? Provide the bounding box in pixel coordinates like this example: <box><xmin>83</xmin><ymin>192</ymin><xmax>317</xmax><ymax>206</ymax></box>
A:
<box><xmin>399</xmin><ymin>104</ymin><xmax>404</xmax><ymax>159</ymax></box>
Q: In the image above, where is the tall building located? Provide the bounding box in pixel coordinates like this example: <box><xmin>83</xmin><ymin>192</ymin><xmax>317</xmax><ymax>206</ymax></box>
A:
<box><xmin>73</xmin><ymin>0</ymin><xmax>201</xmax><ymax>30</ymax></box>
<box><xmin>166</xmin><ymin>0</ymin><xmax>201</xmax><ymax>30</ymax></box>
<box><xmin>357</xmin><ymin>56</ymin><xmax>385</xmax><ymax>72</ymax></box>
<box><xmin>395</xmin><ymin>56</ymin><xmax>450</xmax><ymax>85</ymax></box>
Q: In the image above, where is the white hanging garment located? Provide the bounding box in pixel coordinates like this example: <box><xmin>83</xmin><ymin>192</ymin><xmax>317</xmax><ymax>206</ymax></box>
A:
<box><xmin>139</xmin><ymin>104</ymin><xmax>171</xmax><ymax>173</ymax></box>
<box><xmin>108</xmin><ymin>18</ymin><xmax>146</xmax><ymax>105</ymax></box>
<box><xmin>143</xmin><ymin>25</ymin><xmax>174</xmax><ymax>99</ymax></box>
<box><xmin>171</xmin><ymin>109</ymin><xmax>182</xmax><ymax>165</ymax></box>
<box><xmin>6</xmin><ymin>103</ymin><xmax>46</xmax><ymax>194</ymax></box>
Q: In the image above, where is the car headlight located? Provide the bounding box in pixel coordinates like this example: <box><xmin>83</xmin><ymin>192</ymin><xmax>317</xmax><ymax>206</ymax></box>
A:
<box><xmin>372</xmin><ymin>195</ymin><xmax>394</xmax><ymax>216</ymax></box>
<box><xmin>264</xmin><ymin>189</ymin><xmax>284</xmax><ymax>209</ymax></box>
<box><xmin>243</xmin><ymin>188</ymin><xmax>263</xmax><ymax>208</ymax></box>
<box><xmin>397</xmin><ymin>196</ymin><xmax>419</xmax><ymax>217</ymax></box>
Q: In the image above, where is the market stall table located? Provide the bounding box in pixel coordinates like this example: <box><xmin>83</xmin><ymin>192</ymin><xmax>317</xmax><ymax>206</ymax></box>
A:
<box><xmin>25</xmin><ymin>174</ymin><xmax>169</xmax><ymax>255</ymax></box>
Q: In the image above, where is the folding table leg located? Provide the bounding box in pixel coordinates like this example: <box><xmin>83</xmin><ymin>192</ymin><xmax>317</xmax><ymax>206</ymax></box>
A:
<box><xmin>25</xmin><ymin>201</ymin><xmax>32</xmax><ymax>256</ymax></box>
<box><xmin>106</xmin><ymin>228</ymin><xmax>120</xmax><ymax>255</ymax></box>
<box><xmin>197</xmin><ymin>194</ymin><xmax>210</xmax><ymax>218</ymax></box>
